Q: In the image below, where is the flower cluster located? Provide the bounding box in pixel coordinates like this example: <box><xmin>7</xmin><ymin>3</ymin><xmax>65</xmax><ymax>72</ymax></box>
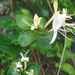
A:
<box><xmin>14</xmin><ymin>50</ymin><xmax>34</xmax><ymax>75</ymax></box>
<box><xmin>45</xmin><ymin>0</ymin><xmax>75</xmax><ymax>44</ymax></box>
<box><xmin>23</xmin><ymin>14</ymin><xmax>42</xmax><ymax>30</ymax></box>
<box><xmin>50</xmin><ymin>8</ymin><xmax>73</xmax><ymax>44</ymax></box>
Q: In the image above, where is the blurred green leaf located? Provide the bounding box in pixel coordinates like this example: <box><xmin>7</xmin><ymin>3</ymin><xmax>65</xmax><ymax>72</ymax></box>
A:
<box><xmin>0</xmin><ymin>34</ymin><xmax>22</xmax><ymax>55</ymax></box>
<box><xmin>16</xmin><ymin>8</ymin><xmax>33</xmax><ymax>30</ymax></box>
<box><xmin>21</xmin><ymin>8</ymin><xmax>33</xmax><ymax>19</ymax></box>
<box><xmin>31</xmin><ymin>43</ymin><xmax>38</xmax><ymax>50</ymax></box>
<box><xmin>41</xmin><ymin>9</ymin><xmax>49</xmax><ymax>17</ymax></box>
<box><xmin>35</xmin><ymin>32</ymin><xmax>53</xmax><ymax>49</ymax></box>
<box><xmin>38</xmin><ymin>48</ymin><xmax>46</xmax><ymax>55</ymax></box>
<box><xmin>27</xmin><ymin>62</ymin><xmax>40</xmax><ymax>75</ymax></box>
<box><xmin>16</xmin><ymin>15</ymin><xmax>32</xmax><ymax>29</ymax></box>
<box><xmin>40</xmin><ymin>17</ymin><xmax>47</xmax><ymax>28</ymax></box>
<box><xmin>2</xmin><ymin>20</ymin><xmax>17</xmax><ymax>30</ymax></box>
<box><xmin>66</xmin><ymin>39</ymin><xmax>72</xmax><ymax>48</ymax></box>
<box><xmin>18</xmin><ymin>30</ymin><xmax>36</xmax><ymax>47</ymax></box>
<box><xmin>56</xmin><ymin>63</ymin><xmax>75</xmax><ymax>75</ymax></box>
<box><xmin>46</xmin><ymin>50</ymin><xmax>56</xmax><ymax>57</ymax></box>
<box><xmin>6</xmin><ymin>66</ymin><xmax>21</xmax><ymax>75</ymax></box>
<box><xmin>0</xmin><ymin>16</ymin><xmax>11</xmax><ymax>29</ymax></box>
<box><xmin>0</xmin><ymin>0</ymin><xmax>3</xmax><ymax>2</ymax></box>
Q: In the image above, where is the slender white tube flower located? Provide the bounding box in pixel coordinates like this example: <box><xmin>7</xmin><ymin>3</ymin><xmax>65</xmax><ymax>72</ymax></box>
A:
<box><xmin>14</xmin><ymin>61</ymin><xmax>23</xmax><ymax>72</ymax></box>
<box><xmin>20</xmin><ymin>51</ymin><xmax>29</xmax><ymax>62</ymax></box>
<box><xmin>34</xmin><ymin>14</ymin><xmax>42</xmax><ymax>26</ymax></box>
<box><xmin>50</xmin><ymin>10</ymin><xmax>66</xmax><ymax>44</ymax></box>
<box><xmin>50</xmin><ymin>8</ymin><xmax>74</xmax><ymax>44</ymax></box>
<box><xmin>44</xmin><ymin>0</ymin><xmax>58</xmax><ymax>28</ymax></box>
<box><xmin>31</xmin><ymin>14</ymin><xmax>42</xmax><ymax>30</ymax></box>
<box><xmin>15</xmin><ymin>62</ymin><xmax>23</xmax><ymax>68</ymax></box>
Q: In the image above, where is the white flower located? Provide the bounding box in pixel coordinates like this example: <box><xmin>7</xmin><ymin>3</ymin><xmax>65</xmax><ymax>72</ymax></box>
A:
<box><xmin>15</xmin><ymin>62</ymin><xmax>23</xmax><ymax>68</ymax></box>
<box><xmin>33</xmin><ymin>14</ymin><xmax>42</xmax><ymax>26</ymax></box>
<box><xmin>14</xmin><ymin>62</ymin><xmax>23</xmax><ymax>72</ymax></box>
<box><xmin>22</xmin><ymin>14</ymin><xmax>42</xmax><ymax>30</ymax></box>
<box><xmin>50</xmin><ymin>10</ymin><xmax>66</xmax><ymax>44</ymax></box>
<box><xmin>50</xmin><ymin>8</ymin><xmax>74</xmax><ymax>44</ymax></box>
<box><xmin>31</xmin><ymin>14</ymin><xmax>42</xmax><ymax>30</ymax></box>
<box><xmin>25</xmin><ymin>69</ymin><xmax>34</xmax><ymax>75</ymax></box>
<box><xmin>20</xmin><ymin>51</ymin><xmax>29</xmax><ymax>62</ymax></box>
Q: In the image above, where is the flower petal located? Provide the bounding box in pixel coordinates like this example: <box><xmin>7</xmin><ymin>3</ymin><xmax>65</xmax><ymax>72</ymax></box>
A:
<box><xmin>53</xmin><ymin>11</ymin><xmax>66</xmax><ymax>30</ymax></box>
<box><xmin>53</xmin><ymin>0</ymin><xmax>58</xmax><ymax>13</ymax></box>
<box><xmin>50</xmin><ymin>30</ymin><xmax>57</xmax><ymax>44</ymax></box>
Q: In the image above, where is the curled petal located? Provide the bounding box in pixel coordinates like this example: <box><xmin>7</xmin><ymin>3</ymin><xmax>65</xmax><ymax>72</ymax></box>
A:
<box><xmin>15</xmin><ymin>62</ymin><xmax>23</xmax><ymax>68</ymax></box>
<box><xmin>34</xmin><ymin>14</ymin><xmax>42</xmax><ymax>26</ymax></box>
<box><xmin>53</xmin><ymin>11</ymin><xmax>66</xmax><ymax>30</ymax></box>
<box><xmin>49</xmin><ymin>31</ymin><xmax>57</xmax><ymax>44</ymax></box>
<box><xmin>20</xmin><ymin>51</ymin><xmax>29</xmax><ymax>62</ymax></box>
<box><xmin>53</xmin><ymin>0</ymin><xmax>58</xmax><ymax>13</ymax></box>
<box><xmin>63</xmin><ymin>8</ymin><xmax>67</xmax><ymax>14</ymax></box>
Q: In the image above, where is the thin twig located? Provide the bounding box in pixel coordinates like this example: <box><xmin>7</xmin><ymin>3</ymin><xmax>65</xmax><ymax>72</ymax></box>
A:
<box><xmin>30</xmin><ymin>46</ymin><xmax>38</xmax><ymax>63</ymax></box>
<box><xmin>9</xmin><ymin>0</ymin><xmax>16</xmax><ymax>19</ymax></box>
<box><xmin>57</xmin><ymin>28</ymin><xmax>67</xmax><ymax>75</ymax></box>
<box><xmin>46</xmin><ymin>0</ymin><xmax>53</xmax><ymax>14</ymax></box>
<box><xmin>37</xmin><ymin>50</ymin><xmax>46</xmax><ymax>75</ymax></box>
<box><xmin>30</xmin><ymin>47</ymin><xmax>43</xmax><ymax>75</ymax></box>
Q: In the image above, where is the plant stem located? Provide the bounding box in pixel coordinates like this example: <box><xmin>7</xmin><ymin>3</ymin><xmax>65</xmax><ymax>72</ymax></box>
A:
<box><xmin>37</xmin><ymin>50</ymin><xmax>46</xmax><ymax>75</ymax></box>
<box><xmin>9</xmin><ymin>0</ymin><xmax>16</xmax><ymax>19</ymax></box>
<box><xmin>46</xmin><ymin>0</ymin><xmax>53</xmax><ymax>14</ymax></box>
<box><xmin>30</xmin><ymin>46</ymin><xmax>38</xmax><ymax>63</ymax></box>
<box><xmin>24</xmin><ymin>61</ymin><xmax>27</xmax><ymax>70</ymax></box>
<box><xmin>57</xmin><ymin>28</ymin><xmax>66</xmax><ymax>75</ymax></box>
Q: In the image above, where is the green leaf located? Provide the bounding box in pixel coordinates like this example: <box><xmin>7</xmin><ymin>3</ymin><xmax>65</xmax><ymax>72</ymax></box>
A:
<box><xmin>0</xmin><ymin>16</ymin><xmax>11</xmax><ymax>29</ymax></box>
<box><xmin>38</xmin><ymin>48</ymin><xmax>46</xmax><ymax>55</ymax></box>
<box><xmin>0</xmin><ymin>0</ymin><xmax>3</xmax><ymax>2</ymax></box>
<box><xmin>56</xmin><ymin>63</ymin><xmax>75</xmax><ymax>74</ymax></box>
<box><xmin>40</xmin><ymin>17</ymin><xmax>47</xmax><ymax>28</ymax></box>
<box><xmin>21</xmin><ymin>8</ymin><xmax>33</xmax><ymax>19</ymax></box>
<box><xmin>6</xmin><ymin>66</ymin><xmax>21</xmax><ymax>75</ymax></box>
<box><xmin>0</xmin><ymin>16</ymin><xmax>16</xmax><ymax>30</ymax></box>
<box><xmin>41</xmin><ymin>9</ymin><xmax>49</xmax><ymax>17</ymax></box>
<box><xmin>2</xmin><ymin>20</ymin><xmax>17</xmax><ymax>30</ymax></box>
<box><xmin>46</xmin><ymin>50</ymin><xmax>56</xmax><ymax>57</ymax></box>
<box><xmin>57</xmin><ymin>49</ymin><xmax>72</xmax><ymax>62</ymax></box>
<box><xmin>12</xmin><ymin>31</ymin><xmax>21</xmax><ymax>43</ymax></box>
<box><xmin>18</xmin><ymin>30</ymin><xmax>36</xmax><ymax>47</ymax></box>
<box><xmin>27</xmin><ymin>62</ymin><xmax>40</xmax><ymax>75</ymax></box>
<box><xmin>31</xmin><ymin>43</ymin><xmax>38</xmax><ymax>50</ymax></box>
<box><xmin>16</xmin><ymin>15</ymin><xmax>32</xmax><ymax>29</ymax></box>
<box><xmin>0</xmin><ymin>34</ymin><xmax>22</xmax><ymax>55</ymax></box>
<box><xmin>35</xmin><ymin>32</ymin><xmax>53</xmax><ymax>49</ymax></box>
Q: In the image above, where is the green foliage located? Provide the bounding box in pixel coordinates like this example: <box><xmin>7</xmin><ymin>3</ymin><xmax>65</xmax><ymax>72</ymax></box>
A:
<box><xmin>0</xmin><ymin>0</ymin><xmax>3</xmax><ymax>2</ymax></box>
<box><xmin>5</xmin><ymin>66</ymin><xmax>21</xmax><ymax>75</ymax></box>
<box><xmin>0</xmin><ymin>16</ymin><xmax>11</xmax><ymax>29</ymax></box>
<box><xmin>0</xmin><ymin>34</ymin><xmax>22</xmax><ymax>55</ymax></box>
<box><xmin>5</xmin><ymin>62</ymin><xmax>40</xmax><ymax>75</ymax></box>
<box><xmin>0</xmin><ymin>16</ymin><xmax>17</xmax><ymax>30</ymax></box>
<box><xmin>18</xmin><ymin>30</ymin><xmax>36</xmax><ymax>47</ymax></box>
<box><xmin>56</xmin><ymin>63</ymin><xmax>75</xmax><ymax>75</ymax></box>
<box><xmin>35</xmin><ymin>32</ymin><xmax>53</xmax><ymax>49</ymax></box>
<box><xmin>0</xmin><ymin>0</ymin><xmax>75</xmax><ymax>75</ymax></box>
<box><xmin>27</xmin><ymin>62</ymin><xmax>40</xmax><ymax>75</ymax></box>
